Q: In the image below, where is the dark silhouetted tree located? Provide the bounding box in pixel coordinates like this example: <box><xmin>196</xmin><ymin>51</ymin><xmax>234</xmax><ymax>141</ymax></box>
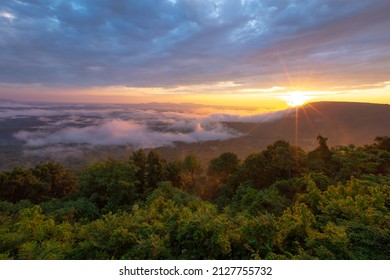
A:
<box><xmin>208</xmin><ymin>152</ymin><xmax>240</xmax><ymax>184</ymax></box>
<box><xmin>307</xmin><ymin>135</ymin><xmax>333</xmax><ymax>174</ymax></box>
<box><xmin>32</xmin><ymin>162</ymin><xmax>77</xmax><ymax>199</ymax></box>
<box><xmin>182</xmin><ymin>154</ymin><xmax>203</xmax><ymax>192</ymax></box>
<box><xmin>130</xmin><ymin>150</ymin><xmax>147</xmax><ymax>194</ymax></box>
<box><xmin>146</xmin><ymin>151</ymin><xmax>167</xmax><ymax>192</ymax></box>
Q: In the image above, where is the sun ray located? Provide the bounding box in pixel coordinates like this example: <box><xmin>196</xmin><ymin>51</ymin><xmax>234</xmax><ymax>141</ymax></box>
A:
<box><xmin>304</xmin><ymin>102</ymin><xmax>330</xmax><ymax>120</ymax></box>
<box><xmin>283</xmin><ymin>91</ymin><xmax>313</xmax><ymax>107</ymax></box>
<box><xmin>300</xmin><ymin>105</ymin><xmax>317</xmax><ymax>133</ymax></box>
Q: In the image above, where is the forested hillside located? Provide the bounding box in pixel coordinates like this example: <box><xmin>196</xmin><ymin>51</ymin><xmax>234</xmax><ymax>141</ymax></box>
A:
<box><xmin>0</xmin><ymin>136</ymin><xmax>389</xmax><ymax>260</ymax></box>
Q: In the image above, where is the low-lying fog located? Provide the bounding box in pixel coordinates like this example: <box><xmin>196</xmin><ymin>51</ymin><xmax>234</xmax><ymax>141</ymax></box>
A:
<box><xmin>0</xmin><ymin>101</ymin><xmax>285</xmax><ymax>160</ymax></box>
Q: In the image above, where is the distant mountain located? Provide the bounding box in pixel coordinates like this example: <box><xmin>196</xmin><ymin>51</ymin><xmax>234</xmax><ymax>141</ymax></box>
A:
<box><xmin>155</xmin><ymin>101</ymin><xmax>390</xmax><ymax>162</ymax></box>
<box><xmin>1</xmin><ymin>101</ymin><xmax>389</xmax><ymax>168</ymax></box>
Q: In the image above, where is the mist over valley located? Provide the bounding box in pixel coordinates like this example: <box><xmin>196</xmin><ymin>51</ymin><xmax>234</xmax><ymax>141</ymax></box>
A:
<box><xmin>1</xmin><ymin>100</ymin><xmax>389</xmax><ymax>169</ymax></box>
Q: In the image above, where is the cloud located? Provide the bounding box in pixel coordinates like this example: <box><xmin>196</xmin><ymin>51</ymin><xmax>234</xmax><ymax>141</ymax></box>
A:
<box><xmin>13</xmin><ymin>118</ymin><xmax>238</xmax><ymax>148</ymax></box>
<box><xmin>0</xmin><ymin>108</ymin><xmax>63</xmax><ymax>118</ymax></box>
<box><xmin>9</xmin><ymin>103</ymin><xmax>286</xmax><ymax>149</ymax></box>
<box><xmin>0</xmin><ymin>10</ymin><xmax>15</xmax><ymax>20</ymax></box>
<box><xmin>23</xmin><ymin>145</ymin><xmax>85</xmax><ymax>160</ymax></box>
<box><xmin>200</xmin><ymin>110</ymin><xmax>288</xmax><ymax>124</ymax></box>
<box><xmin>0</xmin><ymin>0</ymin><xmax>389</xmax><ymax>91</ymax></box>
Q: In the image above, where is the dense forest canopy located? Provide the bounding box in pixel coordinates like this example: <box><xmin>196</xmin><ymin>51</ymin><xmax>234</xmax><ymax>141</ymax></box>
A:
<box><xmin>0</xmin><ymin>136</ymin><xmax>389</xmax><ymax>260</ymax></box>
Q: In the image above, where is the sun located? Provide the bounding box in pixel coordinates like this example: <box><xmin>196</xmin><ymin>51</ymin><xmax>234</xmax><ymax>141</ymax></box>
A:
<box><xmin>284</xmin><ymin>91</ymin><xmax>312</xmax><ymax>107</ymax></box>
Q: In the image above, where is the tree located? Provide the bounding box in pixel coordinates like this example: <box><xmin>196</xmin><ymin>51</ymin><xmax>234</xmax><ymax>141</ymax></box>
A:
<box><xmin>231</xmin><ymin>213</ymin><xmax>276</xmax><ymax>259</ymax></box>
<box><xmin>230</xmin><ymin>183</ymin><xmax>289</xmax><ymax>216</ymax></box>
<box><xmin>0</xmin><ymin>167</ymin><xmax>43</xmax><ymax>203</ymax></box>
<box><xmin>373</xmin><ymin>136</ymin><xmax>390</xmax><ymax>152</ymax></box>
<box><xmin>275</xmin><ymin>203</ymin><xmax>316</xmax><ymax>257</ymax></box>
<box><xmin>171</xmin><ymin>201</ymin><xmax>234</xmax><ymax>259</ymax></box>
<box><xmin>307</xmin><ymin>135</ymin><xmax>333</xmax><ymax>174</ymax></box>
<box><xmin>166</xmin><ymin>160</ymin><xmax>184</xmax><ymax>189</ymax></box>
<box><xmin>365</xmin><ymin>137</ymin><xmax>390</xmax><ymax>175</ymax></box>
<box><xmin>0</xmin><ymin>163</ymin><xmax>77</xmax><ymax>203</ymax></box>
<box><xmin>0</xmin><ymin>206</ymin><xmax>75</xmax><ymax>259</ymax></box>
<box><xmin>331</xmin><ymin>145</ymin><xmax>378</xmax><ymax>182</ymax></box>
<box><xmin>234</xmin><ymin>152</ymin><xmax>268</xmax><ymax>188</ymax></box>
<box><xmin>130</xmin><ymin>150</ymin><xmax>147</xmax><ymax>195</ymax></box>
<box><xmin>146</xmin><ymin>151</ymin><xmax>167</xmax><ymax>192</ymax></box>
<box><xmin>208</xmin><ymin>152</ymin><xmax>240</xmax><ymax>184</ymax></box>
<box><xmin>78</xmin><ymin>159</ymin><xmax>138</xmax><ymax>212</ymax></box>
<box><xmin>262</xmin><ymin>140</ymin><xmax>306</xmax><ymax>182</ymax></box>
<box><xmin>181</xmin><ymin>154</ymin><xmax>203</xmax><ymax>193</ymax></box>
<box><xmin>32</xmin><ymin>162</ymin><xmax>77</xmax><ymax>198</ymax></box>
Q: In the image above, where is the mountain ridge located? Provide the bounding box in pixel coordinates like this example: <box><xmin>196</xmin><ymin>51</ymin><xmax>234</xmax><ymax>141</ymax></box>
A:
<box><xmin>154</xmin><ymin>101</ymin><xmax>390</xmax><ymax>162</ymax></box>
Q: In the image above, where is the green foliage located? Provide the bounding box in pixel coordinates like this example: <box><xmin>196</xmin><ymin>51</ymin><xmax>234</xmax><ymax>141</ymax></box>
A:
<box><xmin>208</xmin><ymin>152</ymin><xmax>240</xmax><ymax>183</ymax></box>
<box><xmin>373</xmin><ymin>136</ymin><xmax>390</xmax><ymax>152</ymax></box>
<box><xmin>230</xmin><ymin>183</ymin><xmax>290</xmax><ymax>216</ymax></box>
<box><xmin>40</xmin><ymin>198</ymin><xmax>99</xmax><ymax>222</ymax></box>
<box><xmin>145</xmin><ymin>181</ymin><xmax>199</xmax><ymax>207</ymax></box>
<box><xmin>170</xmin><ymin>201</ymin><xmax>235</xmax><ymax>259</ymax></box>
<box><xmin>32</xmin><ymin>162</ymin><xmax>78</xmax><ymax>198</ymax></box>
<box><xmin>166</xmin><ymin>160</ymin><xmax>184</xmax><ymax>189</ymax></box>
<box><xmin>0</xmin><ymin>206</ymin><xmax>75</xmax><ymax>259</ymax></box>
<box><xmin>181</xmin><ymin>154</ymin><xmax>203</xmax><ymax>193</ymax></box>
<box><xmin>231</xmin><ymin>213</ymin><xmax>277</xmax><ymax>259</ymax></box>
<box><xmin>307</xmin><ymin>135</ymin><xmax>333</xmax><ymax>174</ymax></box>
<box><xmin>146</xmin><ymin>151</ymin><xmax>167</xmax><ymax>191</ymax></box>
<box><xmin>275</xmin><ymin>203</ymin><xmax>316</xmax><ymax>257</ymax></box>
<box><xmin>0</xmin><ymin>136</ymin><xmax>389</xmax><ymax>260</ymax></box>
<box><xmin>0</xmin><ymin>199</ymin><xmax>34</xmax><ymax>215</ymax></box>
<box><xmin>218</xmin><ymin>141</ymin><xmax>306</xmax><ymax>207</ymax></box>
<box><xmin>130</xmin><ymin>149</ymin><xmax>147</xmax><ymax>194</ymax></box>
<box><xmin>331</xmin><ymin>145</ymin><xmax>379</xmax><ymax>182</ymax></box>
<box><xmin>261</xmin><ymin>140</ymin><xmax>306</xmax><ymax>181</ymax></box>
<box><xmin>0</xmin><ymin>167</ymin><xmax>44</xmax><ymax>203</ymax></box>
<box><xmin>0</xmin><ymin>163</ymin><xmax>77</xmax><ymax>203</ymax></box>
<box><xmin>78</xmin><ymin>159</ymin><xmax>138</xmax><ymax>213</ymax></box>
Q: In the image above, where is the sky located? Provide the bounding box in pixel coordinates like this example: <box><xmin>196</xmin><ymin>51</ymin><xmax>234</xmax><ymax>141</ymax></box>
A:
<box><xmin>0</xmin><ymin>0</ymin><xmax>389</xmax><ymax>110</ymax></box>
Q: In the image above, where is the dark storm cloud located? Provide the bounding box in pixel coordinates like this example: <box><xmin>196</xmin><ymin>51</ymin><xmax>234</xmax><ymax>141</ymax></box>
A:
<box><xmin>0</xmin><ymin>0</ymin><xmax>389</xmax><ymax>88</ymax></box>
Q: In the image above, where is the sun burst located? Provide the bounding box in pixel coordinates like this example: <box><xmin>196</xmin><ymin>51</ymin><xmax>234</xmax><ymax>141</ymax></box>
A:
<box><xmin>284</xmin><ymin>91</ymin><xmax>312</xmax><ymax>107</ymax></box>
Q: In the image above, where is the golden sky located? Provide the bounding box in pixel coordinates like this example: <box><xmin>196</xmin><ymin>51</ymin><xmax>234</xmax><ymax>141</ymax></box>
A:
<box><xmin>0</xmin><ymin>1</ymin><xmax>389</xmax><ymax>111</ymax></box>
